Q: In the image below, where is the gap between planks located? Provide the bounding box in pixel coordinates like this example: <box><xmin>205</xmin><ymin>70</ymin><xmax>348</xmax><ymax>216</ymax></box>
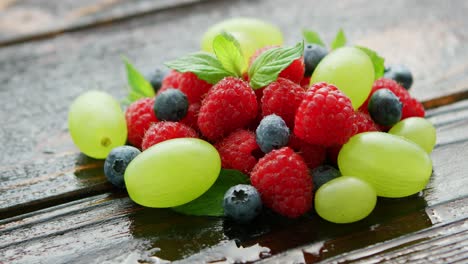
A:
<box><xmin>0</xmin><ymin>0</ymin><xmax>219</xmax><ymax>48</ymax></box>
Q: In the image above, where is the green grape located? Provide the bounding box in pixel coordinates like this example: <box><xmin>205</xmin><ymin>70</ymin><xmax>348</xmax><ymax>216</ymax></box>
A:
<box><xmin>315</xmin><ymin>176</ymin><xmax>377</xmax><ymax>224</ymax></box>
<box><xmin>68</xmin><ymin>90</ymin><xmax>127</xmax><ymax>159</ymax></box>
<box><xmin>338</xmin><ymin>132</ymin><xmax>432</xmax><ymax>198</ymax></box>
<box><xmin>310</xmin><ymin>47</ymin><xmax>374</xmax><ymax>109</ymax></box>
<box><xmin>201</xmin><ymin>18</ymin><xmax>284</xmax><ymax>63</ymax></box>
<box><xmin>124</xmin><ymin>138</ymin><xmax>221</xmax><ymax>208</ymax></box>
<box><xmin>389</xmin><ymin>117</ymin><xmax>436</xmax><ymax>153</ymax></box>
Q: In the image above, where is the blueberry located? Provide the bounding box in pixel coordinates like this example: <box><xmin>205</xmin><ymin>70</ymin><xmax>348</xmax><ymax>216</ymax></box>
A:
<box><xmin>154</xmin><ymin>88</ymin><xmax>188</xmax><ymax>121</ymax></box>
<box><xmin>256</xmin><ymin>114</ymin><xmax>290</xmax><ymax>153</ymax></box>
<box><xmin>384</xmin><ymin>64</ymin><xmax>413</xmax><ymax>90</ymax></box>
<box><xmin>223</xmin><ymin>184</ymin><xmax>262</xmax><ymax>223</ymax></box>
<box><xmin>368</xmin><ymin>88</ymin><xmax>402</xmax><ymax>126</ymax></box>
<box><xmin>303</xmin><ymin>44</ymin><xmax>328</xmax><ymax>77</ymax></box>
<box><xmin>146</xmin><ymin>68</ymin><xmax>168</xmax><ymax>93</ymax></box>
<box><xmin>104</xmin><ymin>146</ymin><xmax>141</xmax><ymax>189</ymax></box>
<box><xmin>312</xmin><ymin>165</ymin><xmax>341</xmax><ymax>191</ymax></box>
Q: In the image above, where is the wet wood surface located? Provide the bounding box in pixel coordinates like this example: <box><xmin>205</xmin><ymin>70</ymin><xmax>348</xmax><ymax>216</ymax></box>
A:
<box><xmin>1</xmin><ymin>0</ymin><xmax>468</xmax><ymax>263</ymax></box>
<box><xmin>0</xmin><ymin>0</ymin><xmax>213</xmax><ymax>47</ymax></box>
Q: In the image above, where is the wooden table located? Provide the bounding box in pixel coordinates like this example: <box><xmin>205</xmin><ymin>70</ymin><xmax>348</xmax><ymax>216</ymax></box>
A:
<box><xmin>1</xmin><ymin>0</ymin><xmax>467</xmax><ymax>263</ymax></box>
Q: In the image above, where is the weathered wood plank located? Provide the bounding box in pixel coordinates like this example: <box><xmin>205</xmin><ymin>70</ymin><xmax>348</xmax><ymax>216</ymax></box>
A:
<box><xmin>1</xmin><ymin>0</ymin><xmax>468</xmax><ymax>262</ymax></box>
<box><xmin>312</xmin><ymin>204</ymin><xmax>468</xmax><ymax>264</ymax></box>
<box><xmin>260</xmin><ymin>198</ymin><xmax>468</xmax><ymax>264</ymax></box>
<box><xmin>2</xmin><ymin>100</ymin><xmax>468</xmax><ymax>262</ymax></box>
<box><xmin>0</xmin><ymin>194</ymin><xmax>224</xmax><ymax>263</ymax></box>
<box><xmin>0</xmin><ymin>0</ymin><xmax>215</xmax><ymax>47</ymax></box>
<box><xmin>1</xmin><ymin>93</ymin><xmax>466</xmax><ymax>218</ymax></box>
<box><xmin>1</xmin><ymin>194</ymin><xmax>465</xmax><ymax>263</ymax></box>
<box><xmin>0</xmin><ymin>153</ymin><xmax>111</xmax><ymax>219</ymax></box>
<box><xmin>0</xmin><ymin>0</ymin><xmax>467</xmax><ymax>215</ymax></box>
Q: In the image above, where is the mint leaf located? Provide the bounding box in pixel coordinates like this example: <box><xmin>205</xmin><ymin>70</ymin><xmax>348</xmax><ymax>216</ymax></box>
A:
<box><xmin>171</xmin><ymin>169</ymin><xmax>249</xmax><ymax>216</ymax></box>
<box><xmin>165</xmin><ymin>52</ymin><xmax>232</xmax><ymax>84</ymax></box>
<box><xmin>123</xmin><ymin>58</ymin><xmax>155</xmax><ymax>104</ymax></box>
<box><xmin>302</xmin><ymin>29</ymin><xmax>325</xmax><ymax>47</ymax></box>
<box><xmin>331</xmin><ymin>28</ymin><xmax>347</xmax><ymax>50</ymax></box>
<box><xmin>249</xmin><ymin>41</ymin><xmax>304</xmax><ymax>89</ymax></box>
<box><xmin>356</xmin><ymin>46</ymin><xmax>385</xmax><ymax>80</ymax></box>
<box><xmin>213</xmin><ymin>32</ymin><xmax>245</xmax><ymax>77</ymax></box>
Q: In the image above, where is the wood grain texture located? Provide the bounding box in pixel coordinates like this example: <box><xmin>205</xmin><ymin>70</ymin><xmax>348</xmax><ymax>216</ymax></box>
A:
<box><xmin>1</xmin><ymin>0</ymin><xmax>468</xmax><ymax>262</ymax></box>
<box><xmin>2</xmin><ymin>89</ymin><xmax>467</xmax><ymax>217</ymax></box>
<box><xmin>313</xmin><ymin>205</ymin><xmax>468</xmax><ymax>263</ymax></box>
<box><xmin>0</xmin><ymin>0</ymin><xmax>215</xmax><ymax>47</ymax></box>
<box><xmin>261</xmin><ymin>199</ymin><xmax>468</xmax><ymax>264</ymax></box>
<box><xmin>0</xmin><ymin>0</ymin><xmax>467</xmax><ymax>212</ymax></box>
<box><xmin>1</xmin><ymin>100</ymin><xmax>468</xmax><ymax>262</ymax></box>
<box><xmin>1</xmin><ymin>0</ymin><xmax>467</xmax><ymax>166</ymax></box>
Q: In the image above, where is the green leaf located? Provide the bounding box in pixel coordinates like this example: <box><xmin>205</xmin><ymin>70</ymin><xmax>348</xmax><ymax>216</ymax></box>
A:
<box><xmin>356</xmin><ymin>46</ymin><xmax>385</xmax><ymax>80</ymax></box>
<box><xmin>212</xmin><ymin>32</ymin><xmax>245</xmax><ymax>77</ymax></box>
<box><xmin>331</xmin><ymin>28</ymin><xmax>347</xmax><ymax>50</ymax></box>
<box><xmin>171</xmin><ymin>169</ymin><xmax>249</xmax><ymax>217</ymax></box>
<box><xmin>123</xmin><ymin>58</ymin><xmax>155</xmax><ymax>103</ymax></box>
<box><xmin>248</xmin><ymin>41</ymin><xmax>304</xmax><ymax>89</ymax></box>
<box><xmin>165</xmin><ymin>52</ymin><xmax>232</xmax><ymax>84</ymax></box>
<box><xmin>302</xmin><ymin>29</ymin><xmax>325</xmax><ymax>47</ymax></box>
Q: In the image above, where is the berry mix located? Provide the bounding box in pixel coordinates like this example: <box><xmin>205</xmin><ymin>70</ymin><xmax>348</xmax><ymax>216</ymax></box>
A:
<box><xmin>68</xmin><ymin>18</ymin><xmax>436</xmax><ymax>224</ymax></box>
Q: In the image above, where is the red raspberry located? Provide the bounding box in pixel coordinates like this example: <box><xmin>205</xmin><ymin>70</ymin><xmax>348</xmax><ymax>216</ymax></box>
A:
<box><xmin>254</xmin><ymin>87</ymin><xmax>264</xmax><ymax>103</ymax></box>
<box><xmin>215</xmin><ymin>130</ymin><xmax>260</xmax><ymax>174</ymax></box>
<box><xmin>177</xmin><ymin>72</ymin><xmax>212</xmax><ymax>104</ymax></box>
<box><xmin>125</xmin><ymin>98</ymin><xmax>158</xmax><ymax>149</ymax></box>
<box><xmin>198</xmin><ymin>77</ymin><xmax>258</xmax><ymax>141</ymax></box>
<box><xmin>141</xmin><ymin>121</ymin><xmax>198</xmax><ymax>150</ymax></box>
<box><xmin>251</xmin><ymin>147</ymin><xmax>313</xmax><ymax>218</ymax></box>
<box><xmin>280</xmin><ymin>58</ymin><xmax>305</xmax><ymax>84</ymax></box>
<box><xmin>249</xmin><ymin>46</ymin><xmax>305</xmax><ymax>84</ymax></box>
<box><xmin>160</xmin><ymin>70</ymin><xmax>182</xmax><ymax>91</ymax></box>
<box><xmin>354</xmin><ymin>111</ymin><xmax>379</xmax><ymax>134</ymax></box>
<box><xmin>180</xmin><ymin>102</ymin><xmax>201</xmax><ymax>131</ymax></box>
<box><xmin>246</xmin><ymin>108</ymin><xmax>263</xmax><ymax>132</ymax></box>
<box><xmin>402</xmin><ymin>97</ymin><xmax>425</xmax><ymax>119</ymax></box>
<box><xmin>360</xmin><ymin>78</ymin><xmax>425</xmax><ymax>119</ymax></box>
<box><xmin>261</xmin><ymin>78</ymin><xmax>305</xmax><ymax>129</ymax></box>
<box><xmin>300</xmin><ymin>77</ymin><xmax>311</xmax><ymax>90</ymax></box>
<box><xmin>288</xmin><ymin>135</ymin><xmax>326</xmax><ymax>169</ymax></box>
<box><xmin>327</xmin><ymin>111</ymin><xmax>379</xmax><ymax>164</ymax></box>
<box><xmin>294</xmin><ymin>82</ymin><xmax>356</xmax><ymax>147</ymax></box>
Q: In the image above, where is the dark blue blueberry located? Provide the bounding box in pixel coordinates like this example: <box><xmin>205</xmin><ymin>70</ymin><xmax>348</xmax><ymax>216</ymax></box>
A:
<box><xmin>104</xmin><ymin>146</ymin><xmax>141</xmax><ymax>189</ymax></box>
<box><xmin>312</xmin><ymin>165</ymin><xmax>341</xmax><ymax>191</ymax></box>
<box><xmin>303</xmin><ymin>44</ymin><xmax>328</xmax><ymax>77</ymax></box>
<box><xmin>368</xmin><ymin>88</ymin><xmax>402</xmax><ymax>126</ymax></box>
<box><xmin>146</xmin><ymin>68</ymin><xmax>168</xmax><ymax>93</ymax></box>
<box><xmin>223</xmin><ymin>184</ymin><xmax>262</xmax><ymax>223</ymax></box>
<box><xmin>384</xmin><ymin>64</ymin><xmax>413</xmax><ymax>90</ymax></box>
<box><xmin>256</xmin><ymin>114</ymin><xmax>290</xmax><ymax>153</ymax></box>
<box><xmin>154</xmin><ymin>88</ymin><xmax>188</xmax><ymax>121</ymax></box>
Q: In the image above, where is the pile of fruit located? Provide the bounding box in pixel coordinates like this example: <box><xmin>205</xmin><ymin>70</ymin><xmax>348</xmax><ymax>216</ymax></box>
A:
<box><xmin>68</xmin><ymin>18</ymin><xmax>436</xmax><ymax>224</ymax></box>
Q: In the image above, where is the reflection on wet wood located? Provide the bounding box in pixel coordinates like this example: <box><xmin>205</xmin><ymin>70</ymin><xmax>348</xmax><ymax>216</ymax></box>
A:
<box><xmin>261</xmin><ymin>197</ymin><xmax>468</xmax><ymax>263</ymax></box>
<box><xmin>1</xmin><ymin>98</ymin><xmax>468</xmax><ymax>262</ymax></box>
